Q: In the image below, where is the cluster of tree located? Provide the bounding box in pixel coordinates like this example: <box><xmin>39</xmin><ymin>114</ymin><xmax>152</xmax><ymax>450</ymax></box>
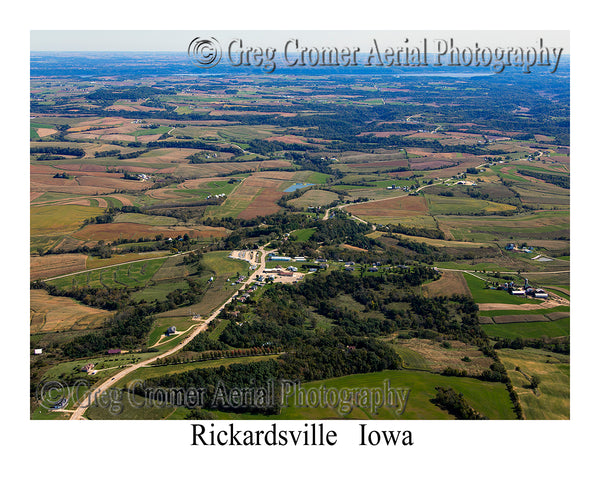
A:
<box><xmin>379</xmin><ymin>224</ymin><xmax>446</xmax><ymax>240</ymax></box>
<box><xmin>31</xmin><ymin>146</ymin><xmax>85</xmax><ymax>158</ymax></box>
<box><xmin>86</xmin><ymin>86</ymin><xmax>175</xmax><ymax>102</ymax></box>
<box><xmin>61</xmin><ymin>305</ymin><xmax>157</xmax><ymax>358</ymax></box>
<box><xmin>118</xmin><ymin>149</ymin><xmax>150</xmax><ymax>159</ymax></box>
<box><xmin>94</xmin><ymin>149</ymin><xmax>121</xmax><ymax>157</ymax></box>
<box><xmin>493</xmin><ymin>337</ymin><xmax>569</xmax><ymax>354</ymax></box>
<box><xmin>52</xmin><ymin>172</ymin><xmax>70</xmax><ymax>179</ymax></box>
<box><xmin>147</xmin><ymin>139</ymin><xmax>239</xmax><ymax>155</ymax></box>
<box><xmin>137</xmin><ymin>332</ymin><xmax>400</xmax><ymax>414</ymax></box>
<box><xmin>430</xmin><ymin>386</ymin><xmax>488</xmax><ymax>419</ymax></box>
<box><xmin>31</xmin><ymin>280</ymin><xmax>130</xmax><ymax>311</ymax></box>
<box><xmin>517</xmin><ymin>169</ymin><xmax>569</xmax><ymax>189</ymax></box>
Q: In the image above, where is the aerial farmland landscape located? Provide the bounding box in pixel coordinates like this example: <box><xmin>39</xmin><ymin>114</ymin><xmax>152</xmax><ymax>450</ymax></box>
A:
<box><xmin>30</xmin><ymin>40</ymin><xmax>570</xmax><ymax>421</ymax></box>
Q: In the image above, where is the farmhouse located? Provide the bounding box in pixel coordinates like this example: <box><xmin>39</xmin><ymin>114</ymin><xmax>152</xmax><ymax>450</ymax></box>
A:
<box><xmin>33</xmin><ymin>348</ymin><xmax>43</xmax><ymax>355</ymax></box>
<box><xmin>166</xmin><ymin>326</ymin><xmax>176</xmax><ymax>336</ymax></box>
<box><xmin>81</xmin><ymin>363</ymin><xmax>95</xmax><ymax>373</ymax></box>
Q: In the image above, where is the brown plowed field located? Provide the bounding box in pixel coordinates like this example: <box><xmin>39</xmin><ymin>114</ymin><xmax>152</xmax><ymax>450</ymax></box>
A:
<box><xmin>423</xmin><ymin>270</ymin><xmax>471</xmax><ymax>297</ymax></box>
<box><xmin>30</xmin><ymin>253</ymin><xmax>87</xmax><ymax>280</ymax></box>
<box><xmin>347</xmin><ymin>195</ymin><xmax>428</xmax><ymax>218</ymax></box>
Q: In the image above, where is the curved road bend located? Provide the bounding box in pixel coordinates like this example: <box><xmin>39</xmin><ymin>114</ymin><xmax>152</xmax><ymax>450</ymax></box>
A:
<box><xmin>69</xmin><ymin>247</ymin><xmax>274</xmax><ymax>420</ymax></box>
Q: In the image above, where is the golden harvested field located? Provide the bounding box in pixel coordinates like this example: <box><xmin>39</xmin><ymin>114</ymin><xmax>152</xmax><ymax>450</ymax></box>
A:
<box><xmin>30</xmin><ymin>290</ymin><xmax>109</xmax><ymax>333</ymax></box>
<box><xmin>30</xmin><ymin>253</ymin><xmax>87</xmax><ymax>281</ymax></box>
<box><xmin>36</xmin><ymin>128</ymin><xmax>57</xmax><ymax>137</ymax></box>
<box><xmin>72</xmin><ymin>223</ymin><xmax>227</xmax><ymax>242</ymax></box>
<box><xmin>423</xmin><ymin>271</ymin><xmax>472</xmax><ymax>297</ymax></box>
<box><xmin>31</xmin><ymin>205</ymin><xmax>105</xmax><ymax>236</ymax></box>
<box><xmin>109</xmin><ymin>194</ymin><xmax>133</xmax><ymax>206</ymax></box>
<box><xmin>289</xmin><ymin>189</ymin><xmax>339</xmax><ymax>208</ymax></box>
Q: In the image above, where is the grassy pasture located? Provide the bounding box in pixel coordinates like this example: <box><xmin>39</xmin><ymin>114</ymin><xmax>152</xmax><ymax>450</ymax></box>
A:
<box><xmin>498</xmin><ymin>348</ymin><xmax>569</xmax><ymax>419</ymax></box>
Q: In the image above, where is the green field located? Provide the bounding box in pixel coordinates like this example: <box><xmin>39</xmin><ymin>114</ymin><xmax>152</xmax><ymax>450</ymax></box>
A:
<box><xmin>391</xmin><ymin>345</ymin><xmax>431</xmax><ymax>370</ymax></box>
<box><xmin>478</xmin><ymin>305</ymin><xmax>570</xmax><ymax>317</ymax></box>
<box><xmin>482</xmin><ymin>317</ymin><xmax>570</xmax><ymax>339</ymax></box>
<box><xmin>131</xmin><ymin>279</ymin><xmax>190</xmax><ymax>303</ymax></box>
<box><xmin>463</xmin><ymin>273</ymin><xmax>540</xmax><ymax>304</ymax></box>
<box><xmin>291</xmin><ymin>227</ymin><xmax>317</xmax><ymax>242</ymax></box>
<box><xmin>47</xmin><ymin>257</ymin><xmax>167</xmax><ymax>290</ymax></box>
<box><xmin>207</xmin><ymin>369</ymin><xmax>516</xmax><ymax>420</ymax></box>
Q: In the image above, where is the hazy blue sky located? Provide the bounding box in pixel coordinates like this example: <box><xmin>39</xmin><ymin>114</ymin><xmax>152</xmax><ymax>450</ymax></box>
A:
<box><xmin>31</xmin><ymin>30</ymin><xmax>569</xmax><ymax>52</ymax></box>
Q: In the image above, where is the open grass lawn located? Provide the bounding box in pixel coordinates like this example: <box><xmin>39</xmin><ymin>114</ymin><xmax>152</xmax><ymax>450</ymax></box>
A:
<box><xmin>463</xmin><ymin>273</ymin><xmax>540</xmax><ymax>304</ymax></box>
<box><xmin>146</xmin><ymin>316</ymin><xmax>201</xmax><ymax>346</ymax></box>
<box><xmin>498</xmin><ymin>348</ymin><xmax>569</xmax><ymax>419</ymax></box>
<box><xmin>482</xmin><ymin>317</ymin><xmax>569</xmax><ymax>339</ymax></box>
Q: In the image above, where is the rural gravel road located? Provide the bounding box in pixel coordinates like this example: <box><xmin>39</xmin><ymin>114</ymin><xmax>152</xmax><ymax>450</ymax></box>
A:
<box><xmin>69</xmin><ymin>247</ymin><xmax>274</xmax><ymax>420</ymax></box>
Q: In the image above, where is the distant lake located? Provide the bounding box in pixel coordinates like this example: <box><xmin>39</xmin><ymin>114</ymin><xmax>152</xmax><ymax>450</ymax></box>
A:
<box><xmin>284</xmin><ymin>183</ymin><xmax>315</xmax><ymax>193</ymax></box>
